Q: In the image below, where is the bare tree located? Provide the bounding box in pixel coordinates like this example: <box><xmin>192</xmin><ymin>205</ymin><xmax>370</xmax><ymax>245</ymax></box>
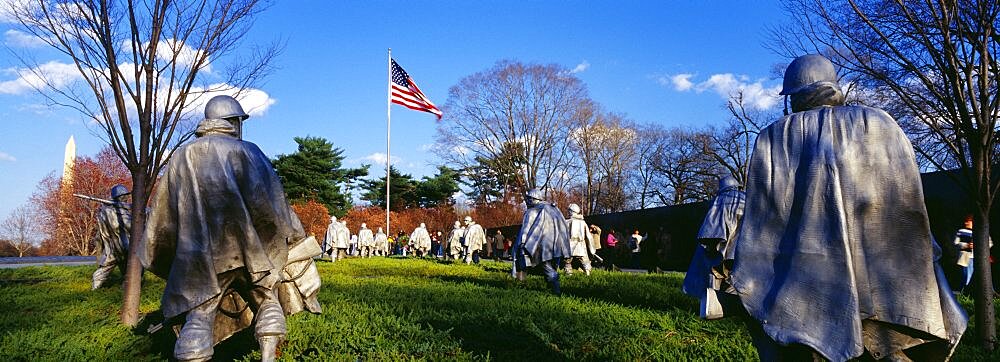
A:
<box><xmin>632</xmin><ymin>124</ymin><xmax>668</xmax><ymax>209</ymax></box>
<box><xmin>568</xmin><ymin>104</ymin><xmax>639</xmax><ymax>213</ymax></box>
<box><xmin>771</xmin><ymin>0</ymin><xmax>1000</xmax><ymax>348</ymax></box>
<box><xmin>652</xmin><ymin>128</ymin><xmax>718</xmax><ymax>205</ymax></box>
<box><xmin>1</xmin><ymin>205</ymin><xmax>41</xmax><ymax>257</ymax></box>
<box><xmin>7</xmin><ymin>0</ymin><xmax>280</xmax><ymax>326</ymax></box>
<box><xmin>696</xmin><ymin>91</ymin><xmax>779</xmax><ymax>186</ymax></box>
<box><xmin>436</xmin><ymin>60</ymin><xmax>589</xmax><ymax>199</ymax></box>
<box><xmin>589</xmin><ymin>114</ymin><xmax>637</xmax><ymax>213</ymax></box>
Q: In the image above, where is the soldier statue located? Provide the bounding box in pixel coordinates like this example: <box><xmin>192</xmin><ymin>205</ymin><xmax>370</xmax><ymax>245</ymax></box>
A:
<box><xmin>358</xmin><ymin>223</ymin><xmax>374</xmax><ymax>258</ymax></box>
<box><xmin>512</xmin><ymin>189</ymin><xmax>570</xmax><ymax>295</ymax></box>
<box><xmin>323</xmin><ymin>216</ymin><xmax>350</xmax><ymax>262</ymax></box>
<box><xmin>564</xmin><ymin>203</ymin><xmax>596</xmax><ymax>276</ymax></box>
<box><xmin>447</xmin><ymin>221</ymin><xmax>465</xmax><ymax>260</ymax></box>
<box><xmin>462</xmin><ymin>216</ymin><xmax>486</xmax><ymax>264</ymax></box>
<box><xmin>374</xmin><ymin>227</ymin><xmax>388</xmax><ymax>256</ymax></box>
<box><xmin>731</xmin><ymin>55</ymin><xmax>967</xmax><ymax>361</ymax></box>
<box><xmin>682</xmin><ymin>175</ymin><xmax>745</xmax><ymax>319</ymax></box>
<box><xmin>90</xmin><ymin>184</ymin><xmax>132</xmax><ymax>290</ymax></box>
<box><xmin>139</xmin><ymin>95</ymin><xmax>323</xmax><ymax>362</ymax></box>
<box><xmin>410</xmin><ymin>223</ymin><xmax>432</xmax><ymax>258</ymax></box>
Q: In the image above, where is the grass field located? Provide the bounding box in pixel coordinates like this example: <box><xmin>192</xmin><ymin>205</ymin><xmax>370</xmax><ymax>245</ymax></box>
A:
<box><xmin>1</xmin><ymin>257</ymin><xmax>997</xmax><ymax>361</ymax></box>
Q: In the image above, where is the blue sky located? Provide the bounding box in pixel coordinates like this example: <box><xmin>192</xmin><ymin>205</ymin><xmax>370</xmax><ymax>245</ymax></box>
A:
<box><xmin>0</xmin><ymin>1</ymin><xmax>789</xmax><ymax>220</ymax></box>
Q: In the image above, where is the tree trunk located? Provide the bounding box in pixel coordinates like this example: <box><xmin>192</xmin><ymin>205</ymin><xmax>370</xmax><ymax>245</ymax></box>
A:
<box><xmin>974</xmin><ymin>207</ymin><xmax>996</xmax><ymax>350</ymax></box>
<box><xmin>120</xmin><ymin>172</ymin><xmax>148</xmax><ymax>327</ymax></box>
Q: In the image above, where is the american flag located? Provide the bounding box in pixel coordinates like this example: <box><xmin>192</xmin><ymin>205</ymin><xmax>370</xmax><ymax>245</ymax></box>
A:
<box><xmin>390</xmin><ymin>59</ymin><xmax>442</xmax><ymax>119</ymax></box>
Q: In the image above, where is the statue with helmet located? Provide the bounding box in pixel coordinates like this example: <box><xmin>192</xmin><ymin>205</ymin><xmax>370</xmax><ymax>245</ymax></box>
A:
<box><xmin>139</xmin><ymin>95</ymin><xmax>323</xmax><ymax>362</ymax></box>
<box><xmin>409</xmin><ymin>223</ymin><xmax>432</xmax><ymax>258</ymax></box>
<box><xmin>682</xmin><ymin>175</ymin><xmax>745</xmax><ymax>320</ymax></box>
<box><xmin>85</xmin><ymin>184</ymin><xmax>133</xmax><ymax>290</ymax></box>
<box><xmin>323</xmin><ymin>216</ymin><xmax>350</xmax><ymax>262</ymax></box>
<box><xmin>512</xmin><ymin>188</ymin><xmax>570</xmax><ymax>295</ymax></box>
<box><xmin>564</xmin><ymin>203</ymin><xmax>597</xmax><ymax>276</ymax></box>
<box><xmin>462</xmin><ymin>216</ymin><xmax>486</xmax><ymax>264</ymax></box>
<box><xmin>731</xmin><ymin>55</ymin><xmax>967</xmax><ymax>361</ymax></box>
<box><xmin>447</xmin><ymin>220</ymin><xmax>465</xmax><ymax>260</ymax></box>
<box><xmin>357</xmin><ymin>223</ymin><xmax>374</xmax><ymax>257</ymax></box>
<box><xmin>374</xmin><ymin>227</ymin><xmax>388</xmax><ymax>256</ymax></box>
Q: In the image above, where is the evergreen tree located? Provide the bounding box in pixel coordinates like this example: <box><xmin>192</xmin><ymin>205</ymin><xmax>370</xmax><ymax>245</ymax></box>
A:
<box><xmin>272</xmin><ymin>136</ymin><xmax>368</xmax><ymax>216</ymax></box>
<box><xmin>416</xmin><ymin>166</ymin><xmax>462</xmax><ymax>207</ymax></box>
<box><xmin>361</xmin><ymin>166</ymin><xmax>419</xmax><ymax>211</ymax></box>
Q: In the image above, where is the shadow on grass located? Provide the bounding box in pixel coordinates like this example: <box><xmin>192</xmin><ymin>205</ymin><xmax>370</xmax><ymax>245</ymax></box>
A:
<box><xmin>327</xmin><ymin>281</ymin><xmax>593</xmax><ymax>361</ymax></box>
<box><xmin>429</xmin><ymin>264</ymin><xmax>699</xmax><ymax>316</ymax></box>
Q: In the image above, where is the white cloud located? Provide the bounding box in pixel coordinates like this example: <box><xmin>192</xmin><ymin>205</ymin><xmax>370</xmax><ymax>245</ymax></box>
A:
<box><xmin>0</xmin><ymin>1</ymin><xmax>32</xmax><ymax>23</ymax></box>
<box><xmin>0</xmin><ymin>60</ymin><xmax>82</xmax><ymax>95</ymax></box>
<box><xmin>664</xmin><ymin>72</ymin><xmax>781</xmax><ymax>110</ymax></box>
<box><xmin>418</xmin><ymin>143</ymin><xmax>435</xmax><ymax>152</ymax></box>
<box><xmin>361</xmin><ymin>152</ymin><xmax>401</xmax><ymax>166</ymax></box>
<box><xmin>668</xmin><ymin>73</ymin><xmax>694</xmax><ymax>91</ymax></box>
<box><xmin>4</xmin><ymin>29</ymin><xmax>48</xmax><ymax>48</ymax></box>
<box><xmin>569</xmin><ymin>61</ymin><xmax>590</xmax><ymax>74</ymax></box>
<box><xmin>145</xmin><ymin>38</ymin><xmax>211</xmax><ymax>73</ymax></box>
<box><xmin>0</xmin><ymin>151</ymin><xmax>15</xmax><ymax>162</ymax></box>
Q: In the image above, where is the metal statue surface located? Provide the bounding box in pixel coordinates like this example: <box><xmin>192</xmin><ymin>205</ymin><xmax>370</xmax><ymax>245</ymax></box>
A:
<box><xmin>358</xmin><ymin>223</ymin><xmax>374</xmax><ymax>257</ymax></box>
<box><xmin>731</xmin><ymin>54</ymin><xmax>966</xmax><ymax>361</ymax></box>
<box><xmin>83</xmin><ymin>185</ymin><xmax>132</xmax><ymax>290</ymax></box>
<box><xmin>324</xmin><ymin>216</ymin><xmax>349</xmax><ymax>261</ymax></box>
<box><xmin>139</xmin><ymin>95</ymin><xmax>323</xmax><ymax>362</ymax></box>
<box><xmin>447</xmin><ymin>221</ymin><xmax>465</xmax><ymax>260</ymax></box>
<box><xmin>564</xmin><ymin>203</ymin><xmax>596</xmax><ymax>276</ymax></box>
<box><xmin>410</xmin><ymin>223</ymin><xmax>432</xmax><ymax>257</ymax></box>
<box><xmin>336</xmin><ymin>221</ymin><xmax>350</xmax><ymax>256</ymax></box>
<box><xmin>513</xmin><ymin>189</ymin><xmax>570</xmax><ymax>295</ymax></box>
<box><xmin>462</xmin><ymin>216</ymin><xmax>486</xmax><ymax>264</ymax></box>
<box><xmin>374</xmin><ymin>227</ymin><xmax>388</xmax><ymax>256</ymax></box>
<box><xmin>683</xmin><ymin>176</ymin><xmax>745</xmax><ymax>319</ymax></box>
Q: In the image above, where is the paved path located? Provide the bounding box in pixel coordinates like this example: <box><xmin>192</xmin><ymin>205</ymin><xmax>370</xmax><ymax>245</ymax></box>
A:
<box><xmin>0</xmin><ymin>256</ymin><xmax>96</xmax><ymax>269</ymax></box>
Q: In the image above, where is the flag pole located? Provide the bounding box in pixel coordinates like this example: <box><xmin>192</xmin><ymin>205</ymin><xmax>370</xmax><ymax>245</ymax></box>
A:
<box><xmin>386</xmin><ymin>48</ymin><xmax>392</xmax><ymax>236</ymax></box>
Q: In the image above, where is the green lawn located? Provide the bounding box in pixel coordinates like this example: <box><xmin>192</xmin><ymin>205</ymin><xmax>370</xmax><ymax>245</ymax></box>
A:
<box><xmin>0</xmin><ymin>257</ymin><xmax>997</xmax><ymax>361</ymax></box>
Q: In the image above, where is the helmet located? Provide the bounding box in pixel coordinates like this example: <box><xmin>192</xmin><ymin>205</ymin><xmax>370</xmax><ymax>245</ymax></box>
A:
<box><xmin>454</xmin><ymin>221</ymin><xmax>462</xmax><ymax>228</ymax></box>
<box><xmin>361</xmin><ymin>222</ymin><xmax>367</xmax><ymax>228</ymax></box>
<box><xmin>525</xmin><ymin>188</ymin><xmax>545</xmax><ymax>203</ymax></box>
<box><xmin>464</xmin><ymin>216</ymin><xmax>473</xmax><ymax>224</ymax></box>
<box><xmin>204</xmin><ymin>95</ymin><xmax>249</xmax><ymax>121</ymax></box>
<box><xmin>110</xmin><ymin>184</ymin><xmax>130</xmax><ymax>199</ymax></box>
<box><xmin>330</xmin><ymin>215</ymin><xmax>338</xmax><ymax>222</ymax></box>
<box><xmin>779</xmin><ymin>54</ymin><xmax>837</xmax><ymax>95</ymax></box>
<box><xmin>420</xmin><ymin>222</ymin><xmax>426</xmax><ymax>228</ymax></box>
<box><xmin>568</xmin><ymin>203</ymin><xmax>581</xmax><ymax>214</ymax></box>
<box><xmin>719</xmin><ymin>175</ymin><xmax>740</xmax><ymax>191</ymax></box>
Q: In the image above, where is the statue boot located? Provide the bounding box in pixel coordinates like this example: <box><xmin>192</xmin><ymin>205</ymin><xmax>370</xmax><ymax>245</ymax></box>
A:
<box><xmin>543</xmin><ymin>261</ymin><xmax>561</xmax><ymax>296</ymax></box>
<box><xmin>174</xmin><ymin>298</ymin><xmax>218</xmax><ymax>362</ymax></box>
<box><xmin>254</xmin><ymin>299</ymin><xmax>286</xmax><ymax>362</ymax></box>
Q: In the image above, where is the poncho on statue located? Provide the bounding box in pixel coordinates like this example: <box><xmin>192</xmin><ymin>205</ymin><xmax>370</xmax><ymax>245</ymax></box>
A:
<box><xmin>731</xmin><ymin>55</ymin><xmax>966</xmax><ymax>361</ymax></box>
<box><xmin>140</xmin><ymin>119</ymin><xmax>321</xmax><ymax>320</ymax></box>
<box><xmin>516</xmin><ymin>201</ymin><xmax>570</xmax><ymax>267</ymax></box>
<box><xmin>682</xmin><ymin>176</ymin><xmax>744</xmax><ymax>317</ymax></box>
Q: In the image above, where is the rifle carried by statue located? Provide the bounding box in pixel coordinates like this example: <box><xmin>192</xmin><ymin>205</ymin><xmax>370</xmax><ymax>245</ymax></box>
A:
<box><xmin>73</xmin><ymin>193</ymin><xmax>117</xmax><ymax>205</ymax></box>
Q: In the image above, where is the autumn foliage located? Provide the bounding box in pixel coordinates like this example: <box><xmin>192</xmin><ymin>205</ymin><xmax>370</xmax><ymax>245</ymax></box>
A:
<box><xmin>344</xmin><ymin>205</ymin><xmax>458</xmax><ymax>236</ymax></box>
<box><xmin>341</xmin><ymin>202</ymin><xmax>525</xmax><ymax>237</ymax></box>
<box><xmin>31</xmin><ymin>146</ymin><xmax>131</xmax><ymax>256</ymax></box>
<box><xmin>290</xmin><ymin>199</ymin><xmax>331</xmax><ymax>238</ymax></box>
